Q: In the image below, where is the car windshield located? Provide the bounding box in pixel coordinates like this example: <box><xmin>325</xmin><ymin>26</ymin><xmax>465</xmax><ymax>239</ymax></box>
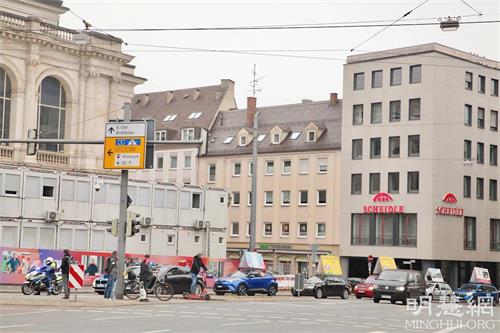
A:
<box><xmin>364</xmin><ymin>275</ymin><xmax>377</xmax><ymax>284</ymax></box>
<box><xmin>457</xmin><ymin>284</ymin><xmax>478</xmax><ymax>292</ymax></box>
<box><xmin>305</xmin><ymin>276</ymin><xmax>324</xmax><ymax>284</ymax></box>
<box><xmin>227</xmin><ymin>271</ymin><xmax>247</xmax><ymax>278</ymax></box>
<box><xmin>378</xmin><ymin>270</ymin><xmax>408</xmax><ymax>282</ymax></box>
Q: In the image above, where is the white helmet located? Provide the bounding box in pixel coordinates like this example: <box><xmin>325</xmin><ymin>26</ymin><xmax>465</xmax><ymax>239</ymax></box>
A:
<box><xmin>45</xmin><ymin>257</ymin><xmax>54</xmax><ymax>265</ymax></box>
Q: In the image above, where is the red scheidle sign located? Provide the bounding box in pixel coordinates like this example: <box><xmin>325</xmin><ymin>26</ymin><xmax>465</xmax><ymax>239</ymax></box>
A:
<box><xmin>362</xmin><ymin>192</ymin><xmax>405</xmax><ymax>214</ymax></box>
<box><xmin>69</xmin><ymin>264</ymin><xmax>84</xmax><ymax>289</ymax></box>
<box><xmin>435</xmin><ymin>193</ymin><xmax>463</xmax><ymax>217</ymax></box>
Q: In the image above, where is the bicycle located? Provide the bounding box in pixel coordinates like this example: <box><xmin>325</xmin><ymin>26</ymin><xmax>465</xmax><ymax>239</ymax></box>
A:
<box><xmin>124</xmin><ymin>273</ymin><xmax>174</xmax><ymax>301</ymax></box>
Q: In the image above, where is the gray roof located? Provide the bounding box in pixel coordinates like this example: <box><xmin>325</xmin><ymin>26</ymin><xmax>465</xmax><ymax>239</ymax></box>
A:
<box><xmin>132</xmin><ymin>83</ymin><xmax>231</xmax><ymax>140</ymax></box>
<box><xmin>206</xmin><ymin>100</ymin><xmax>342</xmax><ymax>156</ymax></box>
<box><xmin>33</xmin><ymin>0</ymin><xmax>65</xmax><ymax>8</ymax></box>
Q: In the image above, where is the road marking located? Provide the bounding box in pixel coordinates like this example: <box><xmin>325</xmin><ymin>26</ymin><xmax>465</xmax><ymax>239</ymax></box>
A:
<box><xmin>267</xmin><ymin>316</ymin><xmax>286</xmax><ymax>319</ymax></box>
<box><xmin>200</xmin><ymin>312</ymin><xmax>218</xmax><ymax>315</ymax></box>
<box><xmin>181</xmin><ymin>315</ymin><xmax>197</xmax><ymax>318</ymax></box>
<box><xmin>1</xmin><ymin>309</ymin><xmax>56</xmax><ymax>317</ymax></box>
<box><xmin>141</xmin><ymin>330</ymin><xmax>171</xmax><ymax>333</ymax></box>
<box><xmin>246</xmin><ymin>314</ymin><xmax>262</xmax><ymax>318</ymax></box>
<box><xmin>92</xmin><ymin>314</ymin><xmax>164</xmax><ymax>321</ymax></box>
<box><xmin>0</xmin><ymin>324</ymin><xmax>35</xmax><ymax>329</ymax></box>
<box><xmin>87</xmin><ymin>310</ymin><xmax>105</xmax><ymax>313</ymax></box>
<box><xmin>291</xmin><ymin>317</ymin><xmax>309</xmax><ymax>321</ymax></box>
<box><xmin>278</xmin><ymin>320</ymin><xmax>296</xmax><ymax>324</ymax></box>
<box><xmin>338</xmin><ymin>321</ymin><xmax>356</xmax><ymax>324</ymax></box>
<box><xmin>65</xmin><ymin>309</ymin><xmax>83</xmax><ymax>312</ymax></box>
<box><xmin>157</xmin><ymin>310</ymin><xmax>173</xmax><ymax>313</ymax></box>
<box><xmin>204</xmin><ymin>316</ymin><xmax>222</xmax><ymax>320</ymax></box>
<box><xmin>301</xmin><ymin>321</ymin><xmax>319</xmax><ymax>325</ymax></box>
<box><xmin>109</xmin><ymin>311</ymin><xmax>129</xmax><ymax>314</ymax></box>
<box><xmin>221</xmin><ymin>320</ymin><xmax>269</xmax><ymax>326</ymax></box>
<box><xmin>179</xmin><ymin>311</ymin><xmax>196</xmax><ymax>314</ymax></box>
<box><xmin>342</xmin><ymin>315</ymin><xmax>357</xmax><ymax>318</ymax></box>
<box><xmin>352</xmin><ymin>325</ymin><xmax>370</xmax><ymax>328</ymax></box>
<box><xmin>225</xmin><ymin>313</ymin><xmax>240</xmax><ymax>316</ymax></box>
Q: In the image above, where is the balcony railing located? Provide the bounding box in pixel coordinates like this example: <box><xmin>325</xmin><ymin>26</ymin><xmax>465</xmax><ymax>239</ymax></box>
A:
<box><xmin>36</xmin><ymin>151</ymin><xmax>69</xmax><ymax>165</ymax></box>
<box><xmin>0</xmin><ymin>145</ymin><xmax>14</xmax><ymax>159</ymax></box>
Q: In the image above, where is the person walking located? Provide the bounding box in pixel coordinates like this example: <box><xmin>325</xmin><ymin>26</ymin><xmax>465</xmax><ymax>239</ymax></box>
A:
<box><xmin>60</xmin><ymin>249</ymin><xmax>72</xmax><ymax>299</ymax></box>
<box><xmin>140</xmin><ymin>255</ymin><xmax>153</xmax><ymax>302</ymax></box>
<box><xmin>103</xmin><ymin>251</ymin><xmax>118</xmax><ymax>300</ymax></box>
<box><xmin>190</xmin><ymin>253</ymin><xmax>207</xmax><ymax>294</ymax></box>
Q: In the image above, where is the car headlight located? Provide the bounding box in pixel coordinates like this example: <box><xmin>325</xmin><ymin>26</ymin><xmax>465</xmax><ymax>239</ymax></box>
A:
<box><xmin>396</xmin><ymin>286</ymin><xmax>406</xmax><ymax>291</ymax></box>
<box><xmin>304</xmin><ymin>285</ymin><xmax>314</xmax><ymax>290</ymax></box>
<box><xmin>368</xmin><ymin>286</ymin><xmax>373</xmax><ymax>291</ymax></box>
<box><xmin>92</xmin><ymin>280</ymin><xmax>97</xmax><ymax>287</ymax></box>
<box><xmin>354</xmin><ymin>285</ymin><xmax>358</xmax><ymax>290</ymax></box>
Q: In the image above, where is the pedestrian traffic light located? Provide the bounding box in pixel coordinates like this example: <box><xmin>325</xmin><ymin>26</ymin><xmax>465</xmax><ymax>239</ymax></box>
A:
<box><xmin>106</xmin><ymin>219</ymin><xmax>118</xmax><ymax>236</ymax></box>
<box><xmin>126</xmin><ymin>212</ymin><xmax>141</xmax><ymax>237</ymax></box>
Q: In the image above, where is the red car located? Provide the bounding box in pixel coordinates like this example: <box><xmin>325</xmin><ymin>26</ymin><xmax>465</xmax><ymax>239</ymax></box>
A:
<box><xmin>354</xmin><ymin>275</ymin><xmax>378</xmax><ymax>299</ymax></box>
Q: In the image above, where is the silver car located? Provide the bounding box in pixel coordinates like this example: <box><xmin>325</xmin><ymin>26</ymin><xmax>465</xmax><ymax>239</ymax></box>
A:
<box><xmin>426</xmin><ymin>282</ymin><xmax>453</xmax><ymax>301</ymax></box>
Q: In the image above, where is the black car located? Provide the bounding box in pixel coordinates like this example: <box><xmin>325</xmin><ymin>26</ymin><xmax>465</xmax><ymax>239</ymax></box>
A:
<box><xmin>291</xmin><ymin>275</ymin><xmax>326</xmax><ymax>297</ymax></box>
<box><xmin>373</xmin><ymin>269</ymin><xmax>426</xmax><ymax>305</ymax></box>
<box><xmin>292</xmin><ymin>275</ymin><xmax>350</xmax><ymax>299</ymax></box>
<box><xmin>157</xmin><ymin>265</ymin><xmax>205</xmax><ymax>295</ymax></box>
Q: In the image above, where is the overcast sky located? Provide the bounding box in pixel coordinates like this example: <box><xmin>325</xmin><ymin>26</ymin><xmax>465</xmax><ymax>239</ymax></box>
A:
<box><xmin>60</xmin><ymin>0</ymin><xmax>499</xmax><ymax>107</ymax></box>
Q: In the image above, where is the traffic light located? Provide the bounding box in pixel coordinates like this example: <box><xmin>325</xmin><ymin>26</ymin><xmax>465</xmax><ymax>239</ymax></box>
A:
<box><xmin>126</xmin><ymin>212</ymin><xmax>141</xmax><ymax>237</ymax></box>
<box><xmin>106</xmin><ymin>219</ymin><xmax>118</xmax><ymax>237</ymax></box>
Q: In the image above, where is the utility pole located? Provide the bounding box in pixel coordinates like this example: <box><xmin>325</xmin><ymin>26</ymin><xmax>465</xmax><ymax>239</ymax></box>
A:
<box><xmin>249</xmin><ymin>112</ymin><xmax>259</xmax><ymax>251</ymax></box>
<box><xmin>114</xmin><ymin>103</ymin><xmax>131</xmax><ymax>300</ymax></box>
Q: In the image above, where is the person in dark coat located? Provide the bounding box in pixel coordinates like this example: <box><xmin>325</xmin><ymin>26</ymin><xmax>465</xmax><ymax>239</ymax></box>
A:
<box><xmin>190</xmin><ymin>253</ymin><xmax>207</xmax><ymax>294</ymax></box>
<box><xmin>60</xmin><ymin>249</ymin><xmax>73</xmax><ymax>299</ymax></box>
<box><xmin>140</xmin><ymin>255</ymin><xmax>153</xmax><ymax>288</ymax></box>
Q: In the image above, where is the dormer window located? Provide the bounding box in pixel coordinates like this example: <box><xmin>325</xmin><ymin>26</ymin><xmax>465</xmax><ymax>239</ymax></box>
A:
<box><xmin>181</xmin><ymin>128</ymin><xmax>195</xmax><ymax>141</ymax></box>
<box><xmin>272</xmin><ymin>133</ymin><xmax>280</xmax><ymax>144</ymax></box>
<box><xmin>239</xmin><ymin>136</ymin><xmax>247</xmax><ymax>146</ymax></box>
<box><xmin>188</xmin><ymin>112</ymin><xmax>202</xmax><ymax>119</ymax></box>
<box><xmin>163</xmin><ymin>114</ymin><xmax>178</xmax><ymax>122</ymax></box>
<box><xmin>307</xmin><ymin>131</ymin><xmax>316</xmax><ymax>142</ymax></box>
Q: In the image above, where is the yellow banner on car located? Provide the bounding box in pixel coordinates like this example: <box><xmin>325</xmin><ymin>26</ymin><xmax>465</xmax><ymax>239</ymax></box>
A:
<box><xmin>373</xmin><ymin>256</ymin><xmax>397</xmax><ymax>274</ymax></box>
<box><xmin>318</xmin><ymin>255</ymin><xmax>342</xmax><ymax>275</ymax></box>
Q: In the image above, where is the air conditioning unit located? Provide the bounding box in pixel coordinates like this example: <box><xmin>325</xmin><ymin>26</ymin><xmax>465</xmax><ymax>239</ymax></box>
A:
<box><xmin>141</xmin><ymin>216</ymin><xmax>153</xmax><ymax>227</ymax></box>
<box><xmin>46</xmin><ymin>211</ymin><xmax>59</xmax><ymax>222</ymax></box>
<box><xmin>194</xmin><ymin>220</ymin><xmax>205</xmax><ymax>229</ymax></box>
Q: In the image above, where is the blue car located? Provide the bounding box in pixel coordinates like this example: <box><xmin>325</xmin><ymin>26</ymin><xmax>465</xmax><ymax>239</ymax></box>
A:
<box><xmin>214</xmin><ymin>270</ymin><xmax>278</xmax><ymax>296</ymax></box>
<box><xmin>454</xmin><ymin>283</ymin><xmax>499</xmax><ymax>305</ymax></box>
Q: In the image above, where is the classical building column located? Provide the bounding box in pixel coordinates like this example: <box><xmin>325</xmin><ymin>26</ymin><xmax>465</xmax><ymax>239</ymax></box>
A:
<box><xmin>22</xmin><ymin>58</ymin><xmax>39</xmax><ymax>164</ymax></box>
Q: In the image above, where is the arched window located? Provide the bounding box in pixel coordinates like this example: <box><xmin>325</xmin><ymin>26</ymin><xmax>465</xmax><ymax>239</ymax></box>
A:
<box><xmin>37</xmin><ymin>76</ymin><xmax>66</xmax><ymax>152</ymax></box>
<box><xmin>0</xmin><ymin>67</ymin><xmax>11</xmax><ymax>140</ymax></box>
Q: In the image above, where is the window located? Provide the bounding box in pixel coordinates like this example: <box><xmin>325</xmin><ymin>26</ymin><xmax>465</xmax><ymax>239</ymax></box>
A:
<box><xmin>281</xmin><ymin>191</ymin><xmax>291</xmax><ymax>206</ymax></box>
<box><xmin>281</xmin><ymin>223</ymin><xmax>290</xmax><ymax>237</ymax></box>
<box><xmin>167</xmin><ymin>235</ymin><xmax>175</xmax><ymax>244</ymax></box>
<box><xmin>181</xmin><ymin>128</ymin><xmax>195</xmax><ymax>141</ymax></box>
<box><xmin>478</xmin><ymin>75</ymin><xmax>485</xmax><ymax>93</ymax></box>
<box><xmin>408</xmin><ymin>135</ymin><xmax>420</xmax><ymax>157</ymax></box>
<box><xmin>409</xmin><ymin>98</ymin><xmax>421</xmax><ymax>120</ymax></box>
<box><xmin>317</xmin><ymin>158</ymin><xmax>327</xmax><ymax>173</ymax></box>
<box><xmin>370</xmin><ymin>137</ymin><xmax>381</xmax><ymax>159</ymax></box>
<box><xmin>390</xmin><ymin>67</ymin><xmax>402</xmax><ymax>86</ymax></box>
<box><xmin>370</xmin><ymin>102</ymin><xmax>382</xmax><ymax>124</ymax></box>
<box><xmin>477</xmin><ymin>142</ymin><xmax>484</xmax><ymax>164</ymax></box>
<box><xmin>490</xmin><ymin>179</ymin><xmax>498</xmax><ymax>201</ymax></box>
<box><xmin>478</xmin><ymin>107</ymin><xmax>485</xmax><ymax>129</ymax></box>
<box><xmin>464</xmin><ymin>176</ymin><xmax>471</xmax><ymax>198</ymax></box>
<box><xmin>351</xmin><ymin>174</ymin><xmax>362</xmax><ymax>195</ymax></box>
<box><xmin>476</xmin><ymin>178</ymin><xmax>484</xmax><ymax>199</ymax></box>
<box><xmin>389</xmin><ymin>100</ymin><xmax>401</xmax><ymax>122</ymax></box>
<box><xmin>192</xmin><ymin>193</ymin><xmax>201</xmax><ymax>209</ymax></box>
<box><xmin>464</xmin><ymin>217</ymin><xmax>476</xmax><ymax>250</ymax></box>
<box><xmin>248</xmin><ymin>161</ymin><xmax>253</xmax><ymax>176</ymax></box>
<box><xmin>272</xmin><ymin>133</ymin><xmax>280</xmax><ymax>144</ymax></box>
<box><xmin>371</xmin><ymin>70</ymin><xmax>382</xmax><ymax>88</ymax></box>
<box><xmin>218</xmin><ymin>237</ymin><xmax>224</xmax><ymax>245</ymax></box>
<box><xmin>170</xmin><ymin>155</ymin><xmax>177</xmax><ymax>169</ymax></box>
<box><xmin>0</xmin><ymin>67</ymin><xmax>12</xmax><ymax>140</ymax></box>
<box><xmin>352</xmin><ymin>139</ymin><xmax>363</xmax><ymax>160</ymax></box>
<box><xmin>491</xmin><ymin>110</ymin><xmax>498</xmax><ymax>131</ymax></box>
<box><xmin>316</xmin><ymin>223</ymin><xmax>326</xmax><ymax>238</ymax></box>
<box><xmin>282</xmin><ymin>160</ymin><xmax>291</xmax><ymax>174</ymax></box>
<box><xmin>155</xmin><ymin>130</ymin><xmax>167</xmax><ymax>141</ymax></box>
<box><xmin>491</xmin><ymin>219</ymin><xmax>500</xmax><ymax>251</ymax></box>
<box><xmin>223</xmin><ymin>136</ymin><xmax>234</xmax><ymax>144</ymax></box>
<box><xmin>351</xmin><ymin>213</ymin><xmax>417</xmax><ymax>246</ymax></box>
<box><xmin>194</xmin><ymin>235</ymin><xmax>200</xmax><ymax>244</ymax></box>
<box><xmin>37</xmin><ymin>76</ymin><xmax>66</xmax><ymax>152</ymax></box>
<box><xmin>299</xmin><ymin>159</ymin><xmax>309</xmax><ymax>174</ymax></box>
<box><xmin>465</xmin><ymin>72</ymin><xmax>473</xmax><ymax>90</ymax></box>
<box><xmin>317</xmin><ymin>190</ymin><xmax>327</xmax><ymax>205</ymax></box>
<box><xmin>353</xmin><ymin>104</ymin><xmax>363</xmax><ymax>125</ymax></box>
<box><xmin>353</xmin><ymin>72</ymin><xmax>364</xmax><ymax>90</ymax></box>
<box><xmin>140</xmin><ymin>234</ymin><xmax>147</xmax><ymax>243</ymax></box>
<box><xmin>264</xmin><ymin>223</ymin><xmax>272</xmax><ymax>237</ymax></box>
<box><xmin>299</xmin><ymin>190</ymin><xmax>308</xmax><ymax>205</ymax></box>
<box><xmin>232</xmin><ymin>191</ymin><xmax>240</xmax><ymax>206</ymax></box>
<box><xmin>184</xmin><ymin>155</ymin><xmax>192</xmax><ymax>169</ymax></box>
<box><xmin>264</xmin><ymin>191</ymin><xmax>273</xmax><ymax>206</ymax></box>
<box><xmin>208</xmin><ymin>163</ymin><xmax>216</xmax><ymax>182</ymax></box>
<box><xmin>298</xmin><ymin>223</ymin><xmax>308</xmax><ymax>237</ymax></box>
<box><xmin>156</xmin><ymin>156</ymin><xmax>164</xmax><ymax>169</ymax></box>
<box><xmin>407</xmin><ymin>171</ymin><xmax>419</xmax><ymax>193</ymax></box>
<box><xmin>163</xmin><ymin>114</ymin><xmax>177</xmax><ymax>122</ymax></box>
<box><xmin>231</xmin><ymin>222</ymin><xmax>239</xmax><ymax>236</ymax></box>
<box><xmin>246</xmin><ymin>223</ymin><xmax>251</xmax><ymax>237</ymax></box>
<box><xmin>42</xmin><ymin>178</ymin><xmax>55</xmax><ymax>198</ymax></box>
<box><xmin>492</xmin><ymin>79</ymin><xmax>499</xmax><ymax>96</ymax></box>
<box><xmin>265</xmin><ymin>161</ymin><xmax>274</xmax><ymax>175</ymax></box>
<box><xmin>464</xmin><ymin>140</ymin><xmax>472</xmax><ymax>161</ymax></box>
<box><xmin>388</xmin><ymin>172</ymin><xmax>400</xmax><ymax>194</ymax></box>
<box><xmin>290</xmin><ymin>131</ymin><xmax>300</xmax><ymax>140</ymax></box>
<box><xmin>233</xmin><ymin>162</ymin><xmax>241</xmax><ymax>176</ymax></box>
<box><xmin>490</xmin><ymin>145</ymin><xmax>498</xmax><ymax>166</ymax></box>
<box><xmin>188</xmin><ymin>112</ymin><xmax>202</xmax><ymax>119</ymax></box>
<box><xmin>409</xmin><ymin>65</ymin><xmax>421</xmax><ymax>83</ymax></box>
<box><xmin>389</xmin><ymin>136</ymin><xmax>400</xmax><ymax>158</ymax></box>
<box><xmin>464</xmin><ymin>104</ymin><xmax>472</xmax><ymax>126</ymax></box>
<box><xmin>247</xmin><ymin>191</ymin><xmax>252</xmax><ymax>206</ymax></box>
<box><xmin>307</xmin><ymin>131</ymin><xmax>316</xmax><ymax>142</ymax></box>
<box><xmin>239</xmin><ymin>135</ymin><xmax>246</xmax><ymax>146</ymax></box>
<box><xmin>369</xmin><ymin>173</ymin><xmax>380</xmax><ymax>194</ymax></box>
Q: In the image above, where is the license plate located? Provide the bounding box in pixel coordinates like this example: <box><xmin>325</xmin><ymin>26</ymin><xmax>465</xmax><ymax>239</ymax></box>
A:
<box><xmin>358</xmin><ymin>290</ymin><xmax>365</xmax><ymax>294</ymax></box>
<box><xmin>381</xmin><ymin>295</ymin><xmax>391</xmax><ymax>299</ymax></box>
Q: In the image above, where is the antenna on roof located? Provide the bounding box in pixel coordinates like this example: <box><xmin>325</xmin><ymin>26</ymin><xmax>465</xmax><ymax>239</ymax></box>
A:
<box><xmin>248</xmin><ymin>64</ymin><xmax>264</xmax><ymax>97</ymax></box>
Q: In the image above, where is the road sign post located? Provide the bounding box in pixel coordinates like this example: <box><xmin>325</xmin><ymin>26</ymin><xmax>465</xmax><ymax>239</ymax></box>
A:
<box><xmin>69</xmin><ymin>264</ymin><xmax>84</xmax><ymax>302</ymax></box>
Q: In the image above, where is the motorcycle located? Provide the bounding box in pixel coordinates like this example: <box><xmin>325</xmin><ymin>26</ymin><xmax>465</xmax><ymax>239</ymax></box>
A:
<box><xmin>21</xmin><ymin>266</ymin><xmax>63</xmax><ymax>295</ymax></box>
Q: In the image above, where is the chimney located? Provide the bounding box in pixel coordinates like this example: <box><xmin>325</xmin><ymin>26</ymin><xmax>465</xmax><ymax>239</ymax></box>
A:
<box><xmin>141</xmin><ymin>94</ymin><xmax>150</xmax><ymax>106</ymax></box>
<box><xmin>330</xmin><ymin>92</ymin><xmax>338</xmax><ymax>105</ymax></box>
<box><xmin>166</xmin><ymin>91</ymin><xmax>174</xmax><ymax>104</ymax></box>
<box><xmin>246</xmin><ymin>96</ymin><xmax>257</xmax><ymax>127</ymax></box>
<box><xmin>192</xmin><ymin>89</ymin><xmax>200</xmax><ymax>101</ymax></box>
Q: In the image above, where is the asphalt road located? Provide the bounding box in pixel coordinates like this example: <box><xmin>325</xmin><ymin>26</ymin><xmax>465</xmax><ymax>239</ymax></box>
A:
<box><xmin>1</xmin><ymin>294</ymin><xmax>499</xmax><ymax>333</ymax></box>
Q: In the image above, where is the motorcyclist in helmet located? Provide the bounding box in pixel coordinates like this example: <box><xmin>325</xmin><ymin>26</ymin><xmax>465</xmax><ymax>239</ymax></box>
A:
<box><xmin>35</xmin><ymin>257</ymin><xmax>57</xmax><ymax>295</ymax></box>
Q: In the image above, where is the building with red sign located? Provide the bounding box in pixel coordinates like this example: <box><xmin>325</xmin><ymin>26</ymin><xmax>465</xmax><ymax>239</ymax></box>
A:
<box><xmin>340</xmin><ymin>44</ymin><xmax>500</xmax><ymax>289</ymax></box>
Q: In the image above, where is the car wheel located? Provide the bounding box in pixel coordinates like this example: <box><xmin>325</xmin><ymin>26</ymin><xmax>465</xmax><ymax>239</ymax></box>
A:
<box><xmin>341</xmin><ymin>289</ymin><xmax>349</xmax><ymax>299</ymax></box>
<box><xmin>314</xmin><ymin>288</ymin><xmax>324</xmax><ymax>299</ymax></box>
<box><xmin>237</xmin><ymin>284</ymin><xmax>248</xmax><ymax>296</ymax></box>
<box><xmin>373</xmin><ymin>296</ymin><xmax>380</xmax><ymax>303</ymax></box>
<box><xmin>215</xmin><ymin>291</ymin><xmax>224</xmax><ymax>296</ymax></box>
<box><xmin>267</xmin><ymin>285</ymin><xmax>278</xmax><ymax>296</ymax></box>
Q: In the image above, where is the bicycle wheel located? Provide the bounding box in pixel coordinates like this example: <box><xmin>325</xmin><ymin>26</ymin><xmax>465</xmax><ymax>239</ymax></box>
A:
<box><xmin>155</xmin><ymin>282</ymin><xmax>174</xmax><ymax>301</ymax></box>
<box><xmin>124</xmin><ymin>280</ymin><xmax>140</xmax><ymax>300</ymax></box>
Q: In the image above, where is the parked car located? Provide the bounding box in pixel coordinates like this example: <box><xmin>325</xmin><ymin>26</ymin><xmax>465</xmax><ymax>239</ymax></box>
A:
<box><xmin>454</xmin><ymin>283</ymin><xmax>499</xmax><ymax>305</ymax></box>
<box><xmin>373</xmin><ymin>269</ymin><xmax>426</xmax><ymax>305</ymax></box>
<box><xmin>92</xmin><ymin>266</ymin><xmax>140</xmax><ymax>294</ymax></box>
<box><xmin>347</xmin><ymin>277</ymin><xmax>365</xmax><ymax>294</ymax></box>
<box><xmin>312</xmin><ymin>276</ymin><xmax>350</xmax><ymax>299</ymax></box>
<box><xmin>354</xmin><ymin>275</ymin><xmax>378</xmax><ymax>299</ymax></box>
<box><xmin>425</xmin><ymin>282</ymin><xmax>453</xmax><ymax>302</ymax></box>
<box><xmin>291</xmin><ymin>275</ymin><xmax>327</xmax><ymax>297</ymax></box>
<box><xmin>214</xmin><ymin>270</ymin><xmax>278</xmax><ymax>296</ymax></box>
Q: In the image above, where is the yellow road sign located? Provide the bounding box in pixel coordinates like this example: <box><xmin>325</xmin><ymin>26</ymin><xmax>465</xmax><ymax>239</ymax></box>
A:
<box><xmin>103</xmin><ymin>122</ymin><xmax>146</xmax><ymax>169</ymax></box>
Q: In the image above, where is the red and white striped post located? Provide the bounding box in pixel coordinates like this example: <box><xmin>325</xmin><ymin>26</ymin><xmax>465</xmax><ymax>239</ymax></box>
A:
<box><xmin>69</xmin><ymin>264</ymin><xmax>84</xmax><ymax>302</ymax></box>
